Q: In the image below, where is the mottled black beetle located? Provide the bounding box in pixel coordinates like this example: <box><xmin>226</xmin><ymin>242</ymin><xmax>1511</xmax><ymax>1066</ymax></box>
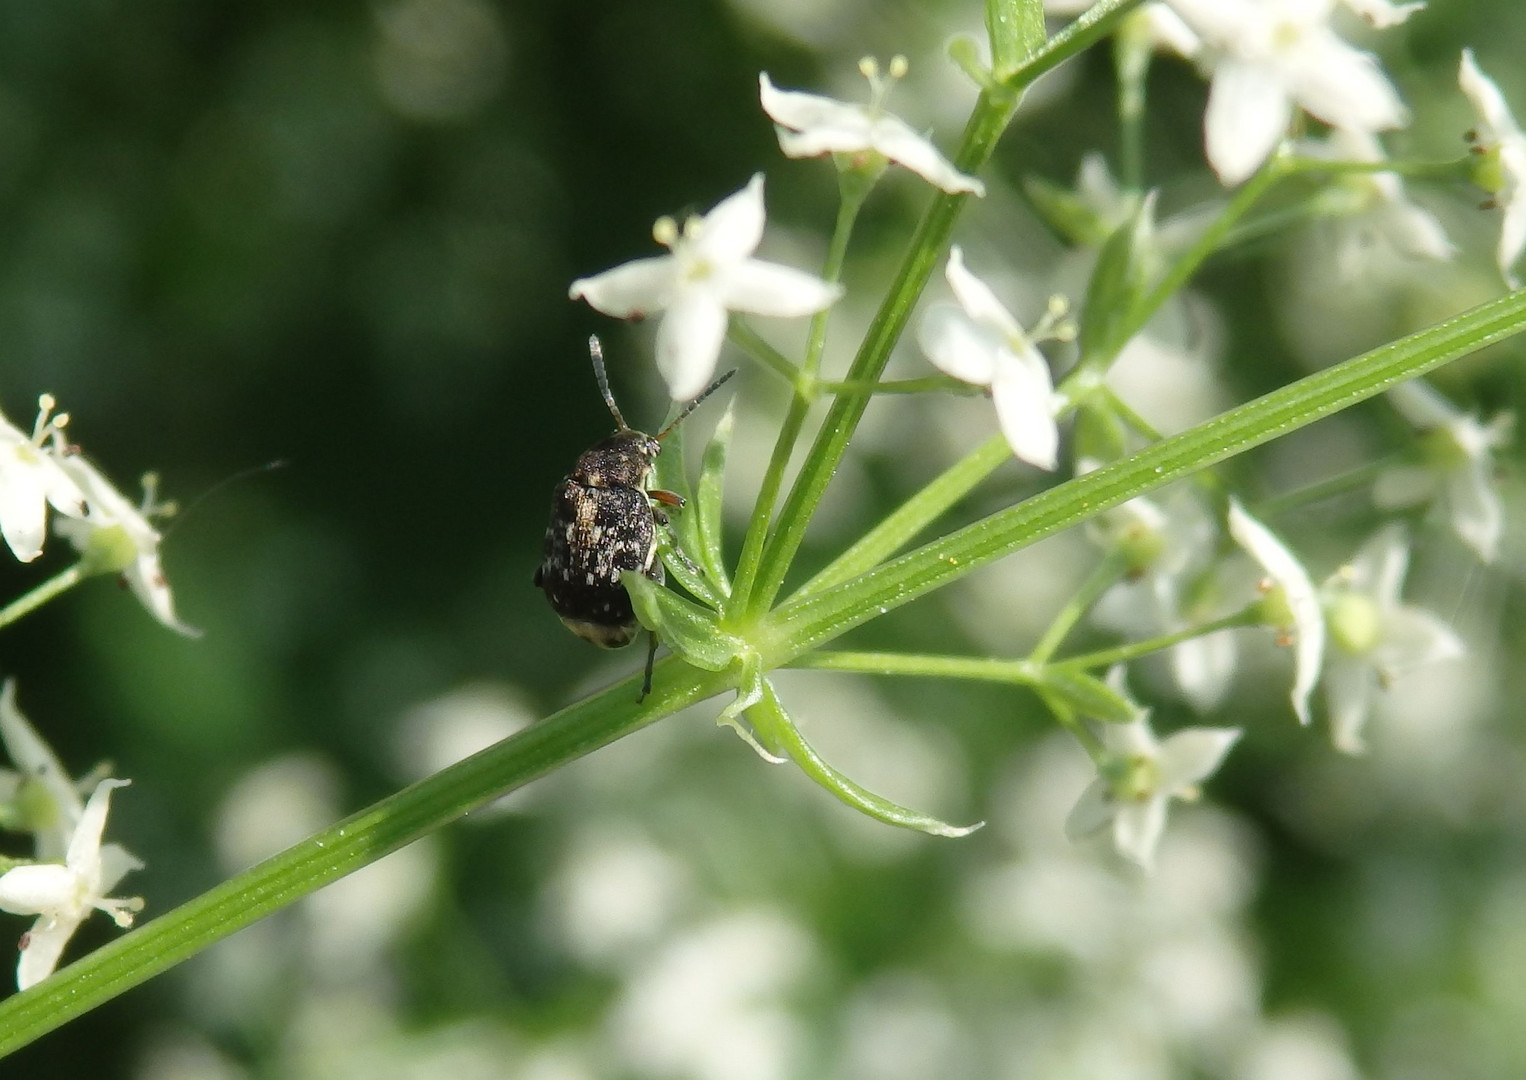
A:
<box><xmin>534</xmin><ymin>336</ymin><xmax>734</xmax><ymax>699</ymax></box>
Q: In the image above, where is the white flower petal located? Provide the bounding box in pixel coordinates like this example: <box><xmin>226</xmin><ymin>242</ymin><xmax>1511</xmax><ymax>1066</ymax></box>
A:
<box><xmin>1064</xmin><ymin>778</ymin><xmax>1115</xmax><ymax>841</ymax></box>
<box><xmin>917</xmin><ymin>304</ymin><xmax>999</xmax><ymax>386</ymax></box>
<box><xmin>1373</xmin><ymin>607</ymin><xmax>1465</xmax><ymax>677</ymax></box>
<box><xmin>1498</xmin><ymin>181</ymin><xmax>1526</xmax><ymax>287</ymax></box>
<box><xmin>67</xmin><ymin>779</ymin><xmax>128</xmax><ymax>876</ymax></box>
<box><xmin>656</xmin><ymin>292</ymin><xmax>730</xmax><ymax>402</ymax></box>
<box><xmin>1322</xmin><ymin>654</ymin><xmax>1373</xmax><ymax>754</ymax></box>
<box><xmin>0</xmin><ymin>680</ymin><xmax>83</xmax><ymax>832</ymax></box>
<box><xmin>1172</xmin><ymin>631</ymin><xmax>1238</xmax><ymax>713</ymax></box>
<box><xmin>16</xmin><ymin>912</ymin><xmax>81</xmax><ymax>990</ymax></box>
<box><xmin>1372</xmin><ymin>464</ymin><xmax>1438</xmax><ymax>509</ymax></box>
<box><xmin>944</xmin><ymin>247</ymin><xmax>1022</xmax><ymax>340</ymax></box>
<box><xmin>1156</xmin><ymin>727</ymin><xmax>1241</xmax><ymax>790</ymax></box>
<box><xmin>758</xmin><ymin>74</ymin><xmax>868</xmax><ymax>140</ymax></box>
<box><xmin>990</xmin><ymin>350</ymin><xmax>1060</xmax><ymax>470</ymax></box>
<box><xmin>1204</xmin><ymin>58</ymin><xmax>1294</xmax><ymax>185</ymax></box>
<box><xmin>1387</xmin><ymin>378</ymin><xmax>1459</xmax><ymax>430</ymax></box>
<box><xmin>126</xmin><ymin>551</ymin><xmax>200</xmax><ymax>637</ymax></box>
<box><xmin>692</xmin><ymin>174</ymin><xmax>766</xmax><ymax>265</ymax></box>
<box><xmin>718</xmin><ymin>260</ymin><xmax>843</xmax><ymax>318</ymax></box>
<box><xmin>1460</xmin><ymin>49</ymin><xmax>1520</xmax><ymax>141</ymax></box>
<box><xmin>1287</xmin><ymin>32</ymin><xmax>1407</xmax><ymax>133</ymax></box>
<box><xmin>1113</xmin><ymin>796</ymin><xmax>1169</xmax><ymax>870</ymax></box>
<box><xmin>568</xmin><ymin>257</ymin><xmax>679</xmax><ymax>319</ymax></box>
<box><xmin>865</xmin><ymin>115</ymin><xmax>984</xmax><ymax>195</ymax></box>
<box><xmin>1227</xmin><ymin>500</ymin><xmax>1324</xmax><ymax>726</ymax></box>
<box><xmin>1344</xmin><ymin>523</ymin><xmax>1409</xmax><ymax>603</ymax></box>
<box><xmin>0</xmin><ymin>864</ymin><xmax>77</xmax><ymax>916</ymax></box>
<box><xmin>96</xmin><ymin>842</ymin><xmax>146</xmax><ymax>896</ymax></box>
<box><xmin>1446</xmin><ymin>458</ymin><xmax>1503</xmax><ymax>561</ymax></box>
<box><xmin>1342</xmin><ymin>0</ymin><xmax>1424</xmax><ymax>28</ymax></box>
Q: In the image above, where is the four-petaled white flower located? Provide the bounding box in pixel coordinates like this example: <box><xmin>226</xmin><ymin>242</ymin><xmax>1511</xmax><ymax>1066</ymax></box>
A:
<box><xmin>917</xmin><ymin>246</ymin><xmax>1067</xmax><ymax>470</ymax></box>
<box><xmin>1227</xmin><ymin>500</ymin><xmax>1324</xmax><ymax>726</ymax></box>
<box><xmin>0</xmin><ymin>778</ymin><xmax>144</xmax><ymax>990</ymax></box>
<box><xmin>1373</xmin><ymin>379</ymin><xmax>1512</xmax><ymax>562</ymax></box>
<box><xmin>1164</xmin><ymin>0</ymin><xmax>1409</xmax><ymax>185</ymax></box>
<box><xmin>1320</xmin><ymin>525</ymin><xmax>1464</xmax><ymax>753</ymax></box>
<box><xmin>569</xmin><ymin>174</ymin><xmax>843</xmax><ymax>401</ymax></box>
<box><xmin>0</xmin><ymin>680</ymin><xmax>99</xmax><ymax>861</ymax></box>
<box><xmin>1458</xmin><ymin>49</ymin><xmax>1526</xmax><ymax>288</ymax></box>
<box><xmin>53</xmin><ymin>458</ymin><xmax>199</xmax><ymax>636</ymax></box>
<box><xmin>1066</xmin><ymin>703</ymin><xmax>1241</xmax><ymax>871</ymax></box>
<box><xmin>759</xmin><ymin>57</ymin><xmax>985</xmax><ymax>197</ymax></box>
<box><xmin>0</xmin><ymin>395</ymin><xmax>87</xmax><ymax>564</ymax></box>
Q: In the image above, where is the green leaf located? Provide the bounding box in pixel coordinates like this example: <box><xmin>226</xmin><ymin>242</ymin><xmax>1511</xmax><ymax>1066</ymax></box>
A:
<box><xmin>748</xmin><ymin>680</ymin><xmax>982</xmax><ymax>837</ymax></box>
<box><xmin>694</xmin><ymin>398</ymin><xmax>736</xmax><ymax>596</ymax></box>
<box><xmin>651</xmin><ymin>411</ymin><xmax>705</xmax><ymax>566</ymax></box>
<box><xmin>1022</xmin><ymin>173</ymin><xmax>1115</xmax><ymax>248</ymax></box>
<box><xmin>1078</xmin><ymin>192</ymin><xmax>1155</xmax><ymax>366</ymax></box>
<box><xmin>623</xmin><ymin>571</ymin><xmax>742</xmax><ymax>672</ymax></box>
<box><xmin>1037</xmin><ymin>668</ymin><xmax>1140</xmax><ymax>724</ymax></box>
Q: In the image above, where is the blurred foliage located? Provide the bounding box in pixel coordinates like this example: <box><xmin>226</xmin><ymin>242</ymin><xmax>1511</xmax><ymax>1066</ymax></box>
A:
<box><xmin>0</xmin><ymin>0</ymin><xmax>1524</xmax><ymax>1078</ymax></box>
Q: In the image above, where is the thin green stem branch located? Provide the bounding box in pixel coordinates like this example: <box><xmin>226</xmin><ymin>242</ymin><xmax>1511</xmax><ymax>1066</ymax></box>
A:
<box><xmin>1250</xmin><ymin>456</ymin><xmax>1399</xmax><ymax>519</ymax></box>
<box><xmin>727</xmin><ymin>321</ymin><xmax>801</xmax><ymax>385</ymax></box>
<box><xmin>0</xmin><ymin>562</ymin><xmax>89</xmax><ymax>631</ymax></box>
<box><xmin>789</xmin><ymin>650</ymin><xmax>1035</xmax><ymax>683</ymax></box>
<box><xmin>1054</xmin><ymin>609</ymin><xmax>1257</xmax><ymax>672</ymax></box>
<box><xmin>1028</xmin><ymin>551</ymin><xmax>1128</xmax><ymax>664</ymax></box>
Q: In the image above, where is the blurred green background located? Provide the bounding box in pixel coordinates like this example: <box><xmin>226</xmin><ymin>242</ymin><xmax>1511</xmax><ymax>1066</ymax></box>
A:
<box><xmin>2</xmin><ymin>1</ymin><xmax>1525</xmax><ymax>1077</ymax></box>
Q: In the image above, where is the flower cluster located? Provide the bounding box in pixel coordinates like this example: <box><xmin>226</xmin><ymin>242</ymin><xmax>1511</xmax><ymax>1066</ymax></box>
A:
<box><xmin>0</xmin><ymin>681</ymin><xmax>142</xmax><ymax>990</ymax></box>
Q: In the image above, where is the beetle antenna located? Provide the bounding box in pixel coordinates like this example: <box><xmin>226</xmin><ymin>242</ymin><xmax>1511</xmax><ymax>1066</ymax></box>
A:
<box><xmin>588</xmin><ymin>335</ymin><xmax>632</xmax><ymax>432</ymax></box>
<box><xmin>657</xmin><ymin>369</ymin><xmax>737</xmax><ymax>440</ymax></box>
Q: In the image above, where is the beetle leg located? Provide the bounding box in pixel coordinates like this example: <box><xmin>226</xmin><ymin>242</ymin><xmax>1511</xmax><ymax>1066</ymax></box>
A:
<box><xmin>639</xmin><ymin>629</ymin><xmax>658</xmax><ymax>702</ymax></box>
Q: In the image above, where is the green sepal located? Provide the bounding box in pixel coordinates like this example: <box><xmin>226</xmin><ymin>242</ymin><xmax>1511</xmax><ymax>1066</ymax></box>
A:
<box><xmin>985</xmin><ymin>0</ymin><xmax>1045</xmax><ymax>82</ymax></box>
<box><xmin>1077</xmin><ymin>191</ymin><xmax>1156</xmax><ymax>366</ymax></box>
<box><xmin>948</xmin><ymin>35</ymin><xmax>998</xmax><ymax>92</ymax></box>
<box><xmin>747</xmin><ymin>680</ymin><xmax>983</xmax><ymax>838</ymax></box>
<box><xmin>622</xmin><ymin>571</ymin><xmax>742</xmax><ymax>672</ymax></box>
<box><xmin>715</xmin><ymin>650</ymin><xmax>785</xmax><ymax>763</ymax></box>
<box><xmin>1038</xmin><ymin>667</ymin><xmax>1141</xmax><ymax>724</ymax></box>
<box><xmin>694</xmin><ymin>398</ymin><xmax>736</xmax><ymax>597</ymax></box>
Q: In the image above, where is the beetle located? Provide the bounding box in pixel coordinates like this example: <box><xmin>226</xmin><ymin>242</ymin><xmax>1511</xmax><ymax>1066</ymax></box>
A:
<box><xmin>533</xmin><ymin>336</ymin><xmax>733</xmax><ymax>699</ymax></box>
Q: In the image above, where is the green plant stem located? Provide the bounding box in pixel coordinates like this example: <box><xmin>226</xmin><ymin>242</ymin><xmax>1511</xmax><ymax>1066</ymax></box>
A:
<box><xmin>731</xmin><ymin>187</ymin><xmax>866</xmax><ymax>615</ymax></box>
<box><xmin>728</xmin><ymin>321</ymin><xmax>800</xmax><ymax>385</ymax></box>
<box><xmin>0</xmin><ymin>659</ymin><xmax>735</xmax><ymax>1056</ymax></box>
<box><xmin>1054</xmin><ymin>608</ymin><xmax>1257</xmax><ymax>672</ymax></box>
<box><xmin>1251</xmin><ymin>457</ymin><xmax>1399</xmax><ymax>519</ymax></box>
<box><xmin>0</xmin><ymin>562</ymin><xmax>89</xmax><ymax>630</ymax></box>
<box><xmin>4</xmin><ymin>283</ymin><xmax>1523</xmax><ymax>1055</ymax></box>
<box><xmin>791</xmin><ymin>650</ymin><xmax>1035</xmax><ymax>683</ymax></box>
<box><xmin>792</xmin><ymin>434</ymin><xmax>1011</xmax><ymax>601</ymax></box>
<box><xmin>822</xmin><ymin>375</ymin><xmax>983</xmax><ymax>396</ymax></box>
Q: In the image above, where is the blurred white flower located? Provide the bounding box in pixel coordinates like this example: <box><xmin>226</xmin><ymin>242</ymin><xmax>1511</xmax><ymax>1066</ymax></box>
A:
<box><xmin>1320</xmin><ymin>526</ymin><xmax>1464</xmax><ymax>754</ymax></box>
<box><xmin>1458</xmin><ymin>49</ymin><xmax>1526</xmax><ymax>287</ymax></box>
<box><xmin>1374</xmin><ymin>379</ymin><xmax>1512</xmax><ymax>562</ymax></box>
<box><xmin>1090</xmin><ymin>487</ymin><xmax>1238</xmax><ymax>712</ymax></box>
<box><xmin>0</xmin><ymin>778</ymin><xmax>143</xmax><ymax>990</ymax></box>
<box><xmin>1164</xmin><ymin>0</ymin><xmax>1409</xmax><ymax>185</ymax></box>
<box><xmin>1228</xmin><ymin>500</ymin><xmax>1323</xmax><ymax>726</ymax></box>
<box><xmin>54</xmin><ymin>460</ymin><xmax>198</xmax><ymax>636</ymax></box>
<box><xmin>569</xmin><ymin>174</ymin><xmax>842</xmax><ymax>401</ymax></box>
<box><xmin>917</xmin><ymin>246</ymin><xmax>1066</xmax><ymax>469</ymax></box>
<box><xmin>1066</xmin><ymin>708</ymin><xmax>1241</xmax><ymax>871</ymax></box>
<box><xmin>1300</xmin><ymin>128</ymin><xmax>1454</xmax><ymax>278</ymax></box>
<box><xmin>0</xmin><ymin>394</ymin><xmax>86</xmax><ymax>563</ymax></box>
<box><xmin>759</xmin><ymin>57</ymin><xmax>984</xmax><ymax>196</ymax></box>
<box><xmin>0</xmin><ymin>679</ymin><xmax>99</xmax><ymax>861</ymax></box>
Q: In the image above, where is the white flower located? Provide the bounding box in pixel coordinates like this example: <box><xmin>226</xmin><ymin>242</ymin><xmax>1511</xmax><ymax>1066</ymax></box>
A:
<box><xmin>1301</xmin><ymin>128</ymin><xmax>1454</xmax><ymax>277</ymax></box>
<box><xmin>1089</xmin><ymin>487</ymin><xmax>1238</xmax><ymax>712</ymax></box>
<box><xmin>1342</xmin><ymin>0</ymin><xmax>1424</xmax><ymax>28</ymax></box>
<box><xmin>569</xmin><ymin>174</ymin><xmax>843</xmax><ymax>401</ymax></box>
<box><xmin>1165</xmin><ymin>0</ymin><xmax>1409</xmax><ymax>185</ymax></box>
<box><xmin>1066</xmin><ymin>708</ymin><xmax>1241</xmax><ymax>871</ymax></box>
<box><xmin>917</xmin><ymin>246</ymin><xmax>1066</xmax><ymax>469</ymax></box>
<box><xmin>0</xmin><ymin>778</ymin><xmax>144</xmax><ymax>990</ymax></box>
<box><xmin>1458</xmin><ymin>49</ymin><xmax>1526</xmax><ymax>288</ymax></box>
<box><xmin>759</xmin><ymin>57</ymin><xmax>985</xmax><ymax>197</ymax></box>
<box><xmin>53</xmin><ymin>459</ymin><xmax>199</xmax><ymax>636</ymax></box>
<box><xmin>1227</xmin><ymin>500</ymin><xmax>1324</xmax><ymax>726</ymax></box>
<box><xmin>0</xmin><ymin>680</ymin><xmax>97</xmax><ymax>861</ymax></box>
<box><xmin>1321</xmin><ymin>525</ymin><xmax>1464</xmax><ymax>753</ymax></box>
<box><xmin>1373</xmin><ymin>380</ymin><xmax>1512</xmax><ymax>562</ymax></box>
<box><xmin>0</xmin><ymin>395</ymin><xmax>87</xmax><ymax>563</ymax></box>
